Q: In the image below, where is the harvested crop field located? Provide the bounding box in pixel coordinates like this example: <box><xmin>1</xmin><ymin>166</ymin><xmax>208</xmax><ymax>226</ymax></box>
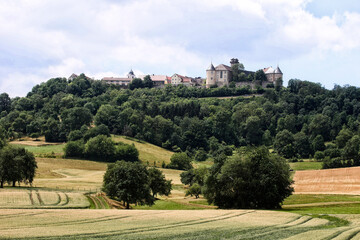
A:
<box><xmin>0</xmin><ymin>189</ymin><xmax>89</xmax><ymax>209</ymax></box>
<box><xmin>294</xmin><ymin>166</ymin><xmax>360</xmax><ymax>194</ymax></box>
<box><xmin>0</xmin><ymin>209</ymin><xmax>339</xmax><ymax>240</ymax></box>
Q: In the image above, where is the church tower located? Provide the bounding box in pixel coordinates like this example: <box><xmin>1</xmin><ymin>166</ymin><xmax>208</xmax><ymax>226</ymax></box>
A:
<box><xmin>206</xmin><ymin>63</ymin><xmax>216</xmax><ymax>88</ymax></box>
<box><xmin>127</xmin><ymin>69</ymin><xmax>135</xmax><ymax>79</ymax></box>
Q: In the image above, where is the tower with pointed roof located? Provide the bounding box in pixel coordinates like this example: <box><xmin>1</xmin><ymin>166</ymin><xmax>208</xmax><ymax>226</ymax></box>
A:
<box><xmin>263</xmin><ymin>65</ymin><xmax>283</xmax><ymax>82</ymax></box>
<box><xmin>206</xmin><ymin>62</ymin><xmax>216</xmax><ymax>87</ymax></box>
<box><xmin>127</xmin><ymin>69</ymin><xmax>135</xmax><ymax>79</ymax></box>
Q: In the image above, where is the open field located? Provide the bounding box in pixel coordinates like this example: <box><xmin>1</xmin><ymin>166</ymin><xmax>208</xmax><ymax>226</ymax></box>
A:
<box><xmin>0</xmin><ymin>188</ymin><xmax>89</xmax><ymax>209</ymax></box>
<box><xmin>293</xmin><ymin>166</ymin><xmax>360</xmax><ymax>194</ymax></box>
<box><xmin>113</xmin><ymin>135</ymin><xmax>174</xmax><ymax>167</ymax></box>
<box><xmin>10</xmin><ymin>143</ymin><xmax>65</xmax><ymax>158</ymax></box>
<box><xmin>0</xmin><ymin>209</ymin><xmax>347</xmax><ymax>240</ymax></box>
<box><xmin>27</xmin><ymin>158</ymin><xmax>107</xmax><ymax>191</ymax></box>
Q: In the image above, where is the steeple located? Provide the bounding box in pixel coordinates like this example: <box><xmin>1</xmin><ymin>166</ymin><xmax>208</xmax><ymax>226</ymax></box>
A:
<box><xmin>207</xmin><ymin>62</ymin><xmax>215</xmax><ymax>71</ymax></box>
<box><xmin>127</xmin><ymin>69</ymin><xmax>135</xmax><ymax>79</ymax></box>
<box><xmin>274</xmin><ymin>65</ymin><xmax>282</xmax><ymax>74</ymax></box>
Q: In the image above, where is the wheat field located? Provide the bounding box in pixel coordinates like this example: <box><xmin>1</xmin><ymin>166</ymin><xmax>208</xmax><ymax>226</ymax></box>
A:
<box><xmin>0</xmin><ymin>209</ymin><xmax>348</xmax><ymax>240</ymax></box>
<box><xmin>0</xmin><ymin>189</ymin><xmax>89</xmax><ymax>209</ymax></box>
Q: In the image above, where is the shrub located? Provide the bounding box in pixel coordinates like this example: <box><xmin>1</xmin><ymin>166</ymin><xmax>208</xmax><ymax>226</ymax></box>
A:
<box><xmin>114</xmin><ymin>143</ymin><xmax>139</xmax><ymax>162</ymax></box>
<box><xmin>67</xmin><ymin>130</ymin><xmax>83</xmax><ymax>141</ymax></box>
<box><xmin>64</xmin><ymin>140</ymin><xmax>85</xmax><ymax>158</ymax></box>
<box><xmin>167</xmin><ymin>152</ymin><xmax>193</xmax><ymax>170</ymax></box>
<box><xmin>83</xmin><ymin>124</ymin><xmax>110</xmax><ymax>142</ymax></box>
<box><xmin>314</xmin><ymin>151</ymin><xmax>325</xmax><ymax>161</ymax></box>
<box><xmin>85</xmin><ymin>135</ymin><xmax>116</xmax><ymax>161</ymax></box>
<box><xmin>186</xmin><ymin>183</ymin><xmax>202</xmax><ymax>199</ymax></box>
<box><xmin>194</xmin><ymin>149</ymin><xmax>208</xmax><ymax>162</ymax></box>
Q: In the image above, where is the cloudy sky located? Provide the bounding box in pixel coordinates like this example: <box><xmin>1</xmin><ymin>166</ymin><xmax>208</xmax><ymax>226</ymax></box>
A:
<box><xmin>1</xmin><ymin>0</ymin><xmax>360</xmax><ymax>97</ymax></box>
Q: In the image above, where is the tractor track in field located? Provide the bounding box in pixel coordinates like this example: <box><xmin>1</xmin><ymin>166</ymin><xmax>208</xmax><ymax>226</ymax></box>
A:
<box><xmin>25</xmin><ymin>211</ymin><xmax>255</xmax><ymax>239</ymax></box>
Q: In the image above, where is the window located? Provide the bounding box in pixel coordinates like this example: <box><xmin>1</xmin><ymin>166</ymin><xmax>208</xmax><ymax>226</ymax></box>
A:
<box><xmin>220</xmin><ymin>71</ymin><xmax>223</xmax><ymax>78</ymax></box>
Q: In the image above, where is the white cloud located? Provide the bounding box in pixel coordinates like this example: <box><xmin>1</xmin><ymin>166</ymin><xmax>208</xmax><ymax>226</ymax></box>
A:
<box><xmin>0</xmin><ymin>0</ymin><xmax>360</xmax><ymax>96</ymax></box>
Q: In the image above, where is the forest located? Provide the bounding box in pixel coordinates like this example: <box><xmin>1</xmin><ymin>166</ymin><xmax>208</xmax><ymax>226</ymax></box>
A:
<box><xmin>0</xmin><ymin>74</ymin><xmax>360</xmax><ymax>169</ymax></box>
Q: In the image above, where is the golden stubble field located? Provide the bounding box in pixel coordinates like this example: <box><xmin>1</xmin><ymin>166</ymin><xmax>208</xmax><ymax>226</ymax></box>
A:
<box><xmin>293</xmin><ymin>166</ymin><xmax>360</xmax><ymax>194</ymax></box>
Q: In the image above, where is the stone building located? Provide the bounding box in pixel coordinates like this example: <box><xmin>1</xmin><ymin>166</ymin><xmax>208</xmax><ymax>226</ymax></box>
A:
<box><xmin>206</xmin><ymin>63</ymin><xmax>232</xmax><ymax>88</ymax></box>
<box><xmin>171</xmin><ymin>74</ymin><xmax>194</xmax><ymax>86</ymax></box>
<box><xmin>101</xmin><ymin>69</ymin><xmax>135</xmax><ymax>86</ymax></box>
<box><xmin>263</xmin><ymin>66</ymin><xmax>283</xmax><ymax>82</ymax></box>
<box><xmin>206</xmin><ymin>58</ymin><xmax>283</xmax><ymax>88</ymax></box>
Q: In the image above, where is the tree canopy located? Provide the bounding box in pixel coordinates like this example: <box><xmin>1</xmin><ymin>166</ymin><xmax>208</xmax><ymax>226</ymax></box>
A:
<box><xmin>203</xmin><ymin>147</ymin><xmax>293</xmax><ymax>209</ymax></box>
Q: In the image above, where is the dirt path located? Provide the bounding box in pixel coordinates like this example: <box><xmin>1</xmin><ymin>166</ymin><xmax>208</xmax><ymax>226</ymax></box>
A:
<box><xmin>294</xmin><ymin>166</ymin><xmax>360</xmax><ymax>194</ymax></box>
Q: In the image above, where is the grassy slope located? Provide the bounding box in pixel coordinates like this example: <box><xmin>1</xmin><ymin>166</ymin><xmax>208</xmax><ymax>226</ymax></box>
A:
<box><xmin>113</xmin><ymin>135</ymin><xmax>174</xmax><ymax>167</ymax></box>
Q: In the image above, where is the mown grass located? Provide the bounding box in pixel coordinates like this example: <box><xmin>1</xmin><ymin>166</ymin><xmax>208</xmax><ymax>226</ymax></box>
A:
<box><xmin>11</xmin><ymin>143</ymin><xmax>65</xmax><ymax>155</ymax></box>
<box><xmin>282</xmin><ymin>194</ymin><xmax>360</xmax><ymax>214</ymax></box>
<box><xmin>289</xmin><ymin>161</ymin><xmax>322</xmax><ymax>171</ymax></box>
<box><xmin>283</xmin><ymin>194</ymin><xmax>360</xmax><ymax>205</ymax></box>
<box><xmin>283</xmin><ymin>202</ymin><xmax>360</xmax><ymax>214</ymax></box>
<box><xmin>132</xmin><ymin>200</ymin><xmax>203</xmax><ymax>210</ymax></box>
<box><xmin>189</xmin><ymin>200</ymin><xmax>213</xmax><ymax>206</ymax></box>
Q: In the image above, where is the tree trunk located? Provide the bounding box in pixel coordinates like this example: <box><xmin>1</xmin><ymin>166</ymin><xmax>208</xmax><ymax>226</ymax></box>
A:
<box><xmin>12</xmin><ymin>181</ymin><xmax>16</xmax><ymax>187</ymax></box>
<box><xmin>126</xmin><ymin>201</ymin><xmax>130</xmax><ymax>209</ymax></box>
<box><xmin>0</xmin><ymin>180</ymin><xmax>3</xmax><ymax>188</ymax></box>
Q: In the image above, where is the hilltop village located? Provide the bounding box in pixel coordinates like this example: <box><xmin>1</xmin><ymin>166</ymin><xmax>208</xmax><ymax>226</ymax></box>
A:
<box><xmin>78</xmin><ymin>58</ymin><xmax>283</xmax><ymax>89</ymax></box>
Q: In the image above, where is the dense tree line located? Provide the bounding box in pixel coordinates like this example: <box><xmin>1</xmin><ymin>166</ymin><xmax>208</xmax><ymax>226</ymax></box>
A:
<box><xmin>2</xmin><ymin>75</ymin><xmax>360</xmax><ymax>168</ymax></box>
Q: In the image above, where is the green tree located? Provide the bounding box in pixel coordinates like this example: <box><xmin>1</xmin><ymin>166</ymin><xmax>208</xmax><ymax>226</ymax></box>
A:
<box><xmin>309</xmin><ymin>114</ymin><xmax>331</xmax><ymax>140</ymax></box>
<box><xmin>335</xmin><ymin>128</ymin><xmax>353</xmax><ymax>148</ymax></box>
<box><xmin>103</xmin><ymin>161</ymin><xmax>154</xmax><ymax>209</ymax></box>
<box><xmin>94</xmin><ymin>105</ymin><xmax>120</xmax><ymax>133</ymax></box>
<box><xmin>115</xmin><ymin>143</ymin><xmax>139</xmax><ymax>162</ymax></box>
<box><xmin>143</xmin><ymin>75</ymin><xmax>153</xmax><ymax>88</ymax></box>
<box><xmin>61</xmin><ymin>107</ymin><xmax>93</xmax><ymax>132</ymax></box>
<box><xmin>85</xmin><ymin>135</ymin><xmax>116</xmax><ymax>161</ymax></box>
<box><xmin>0</xmin><ymin>146</ymin><xmax>37</xmax><ymax>188</ymax></box>
<box><xmin>245</xmin><ymin>116</ymin><xmax>263</xmax><ymax>145</ymax></box>
<box><xmin>194</xmin><ymin>149</ymin><xmax>207</xmax><ymax>162</ymax></box>
<box><xmin>274</xmin><ymin>130</ymin><xmax>295</xmax><ymax>158</ymax></box>
<box><xmin>64</xmin><ymin>140</ymin><xmax>85</xmax><ymax>158</ymax></box>
<box><xmin>148</xmin><ymin>168</ymin><xmax>172</xmax><ymax>198</ymax></box>
<box><xmin>343</xmin><ymin>135</ymin><xmax>360</xmax><ymax>161</ymax></box>
<box><xmin>203</xmin><ymin>147</ymin><xmax>293</xmax><ymax>209</ymax></box>
<box><xmin>167</xmin><ymin>152</ymin><xmax>193</xmax><ymax>170</ymax></box>
<box><xmin>294</xmin><ymin>132</ymin><xmax>312</xmax><ymax>158</ymax></box>
<box><xmin>129</xmin><ymin>78</ymin><xmax>144</xmax><ymax>90</ymax></box>
<box><xmin>312</xmin><ymin>135</ymin><xmax>325</xmax><ymax>152</ymax></box>
<box><xmin>180</xmin><ymin>166</ymin><xmax>208</xmax><ymax>186</ymax></box>
<box><xmin>0</xmin><ymin>93</ymin><xmax>11</xmax><ymax>113</ymax></box>
<box><xmin>83</xmin><ymin>124</ymin><xmax>110</xmax><ymax>142</ymax></box>
<box><xmin>255</xmin><ymin>70</ymin><xmax>267</xmax><ymax>83</ymax></box>
<box><xmin>185</xmin><ymin>183</ymin><xmax>202</xmax><ymax>199</ymax></box>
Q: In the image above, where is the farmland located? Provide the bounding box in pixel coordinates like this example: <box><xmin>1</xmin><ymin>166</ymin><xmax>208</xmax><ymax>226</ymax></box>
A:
<box><xmin>5</xmin><ymin>139</ymin><xmax>360</xmax><ymax>239</ymax></box>
<box><xmin>0</xmin><ymin>209</ymin><xmax>345</xmax><ymax>240</ymax></box>
<box><xmin>0</xmin><ymin>188</ymin><xmax>89</xmax><ymax>209</ymax></box>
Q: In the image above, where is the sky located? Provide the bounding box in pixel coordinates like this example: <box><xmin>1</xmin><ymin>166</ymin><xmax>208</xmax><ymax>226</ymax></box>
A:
<box><xmin>1</xmin><ymin>0</ymin><xmax>360</xmax><ymax>97</ymax></box>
